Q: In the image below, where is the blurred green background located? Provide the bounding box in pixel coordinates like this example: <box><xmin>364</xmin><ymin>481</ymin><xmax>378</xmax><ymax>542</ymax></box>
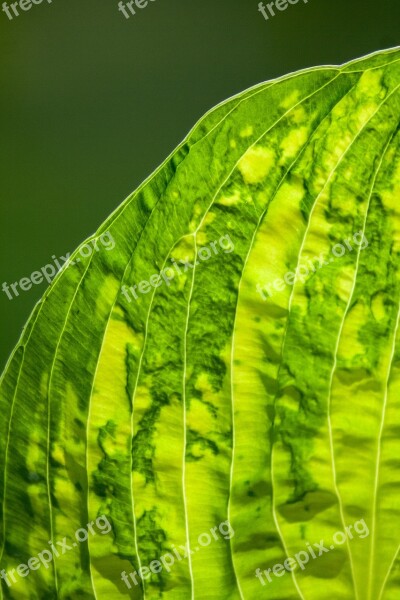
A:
<box><xmin>0</xmin><ymin>0</ymin><xmax>399</xmax><ymax>369</ymax></box>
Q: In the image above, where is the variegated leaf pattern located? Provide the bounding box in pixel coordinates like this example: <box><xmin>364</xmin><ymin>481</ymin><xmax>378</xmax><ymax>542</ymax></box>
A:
<box><xmin>1</xmin><ymin>47</ymin><xmax>400</xmax><ymax>599</ymax></box>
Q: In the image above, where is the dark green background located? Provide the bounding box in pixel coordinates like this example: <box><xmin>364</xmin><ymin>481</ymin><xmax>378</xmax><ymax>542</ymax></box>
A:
<box><xmin>0</xmin><ymin>0</ymin><xmax>399</xmax><ymax>370</ymax></box>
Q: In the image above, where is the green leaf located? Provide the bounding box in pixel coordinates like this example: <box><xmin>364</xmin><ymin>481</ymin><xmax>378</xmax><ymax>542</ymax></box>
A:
<box><xmin>1</xmin><ymin>47</ymin><xmax>400</xmax><ymax>599</ymax></box>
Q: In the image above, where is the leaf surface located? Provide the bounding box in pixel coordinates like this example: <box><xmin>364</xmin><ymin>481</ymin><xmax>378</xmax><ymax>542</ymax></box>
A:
<box><xmin>1</xmin><ymin>47</ymin><xmax>400</xmax><ymax>600</ymax></box>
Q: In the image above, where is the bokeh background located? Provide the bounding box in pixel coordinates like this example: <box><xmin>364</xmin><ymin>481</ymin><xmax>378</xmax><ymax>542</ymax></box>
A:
<box><xmin>1</xmin><ymin>0</ymin><xmax>399</xmax><ymax>370</ymax></box>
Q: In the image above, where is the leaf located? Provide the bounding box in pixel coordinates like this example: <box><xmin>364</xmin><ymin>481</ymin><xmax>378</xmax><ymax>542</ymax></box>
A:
<box><xmin>1</xmin><ymin>47</ymin><xmax>400</xmax><ymax>600</ymax></box>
